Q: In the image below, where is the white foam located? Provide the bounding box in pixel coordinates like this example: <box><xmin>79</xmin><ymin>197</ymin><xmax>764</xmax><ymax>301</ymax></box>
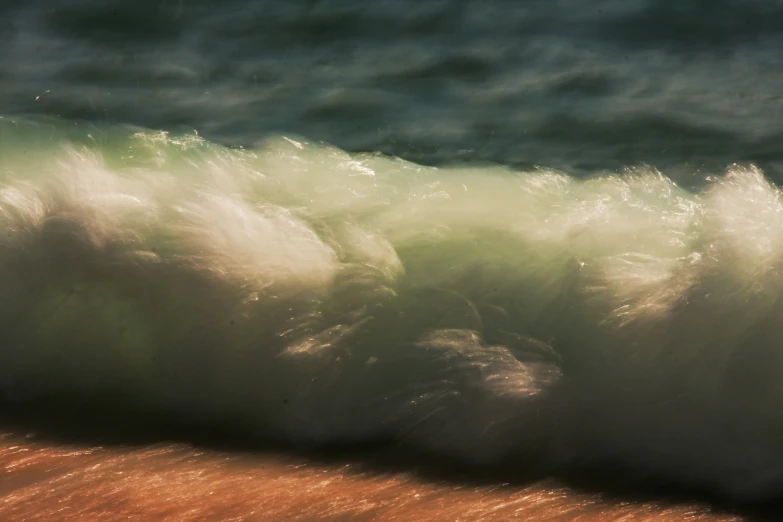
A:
<box><xmin>2</xmin><ymin>120</ymin><xmax>783</xmax><ymax>498</ymax></box>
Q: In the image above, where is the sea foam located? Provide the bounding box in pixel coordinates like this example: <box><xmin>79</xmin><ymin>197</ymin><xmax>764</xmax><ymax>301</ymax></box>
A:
<box><xmin>2</xmin><ymin>117</ymin><xmax>783</xmax><ymax>498</ymax></box>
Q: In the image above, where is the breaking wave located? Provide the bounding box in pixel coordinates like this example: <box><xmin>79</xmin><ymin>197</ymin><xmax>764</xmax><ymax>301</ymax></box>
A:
<box><xmin>2</xmin><ymin>116</ymin><xmax>783</xmax><ymax>499</ymax></box>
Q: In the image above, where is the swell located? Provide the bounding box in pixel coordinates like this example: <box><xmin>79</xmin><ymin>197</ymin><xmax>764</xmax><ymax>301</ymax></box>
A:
<box><xmin>2</xmin><ymin>118</ymin><xmax>783</xmax><ymax>499</ymax></box>
<box><xmin>5</xmin><ymin>0</ymin><xmax>783</xmax><ymax>177</ymax></box>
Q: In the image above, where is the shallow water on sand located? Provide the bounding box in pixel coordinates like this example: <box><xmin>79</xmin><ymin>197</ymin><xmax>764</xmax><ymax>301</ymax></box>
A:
<box><xmin>0</xmin><ymin>431</ymin><xmax>746</xmax><ymax>522</ymax></box>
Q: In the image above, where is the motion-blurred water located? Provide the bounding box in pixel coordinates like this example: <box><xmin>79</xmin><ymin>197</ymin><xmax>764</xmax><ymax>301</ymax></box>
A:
<box><xmin>2</xmin><ymin>1</ymin><xmax>783</xmax><ymax>519</ymax></box>
<box><xmin>2</xmin><ymin>0</ymin><xmax>782</xmax><ymax>178</ymax></box>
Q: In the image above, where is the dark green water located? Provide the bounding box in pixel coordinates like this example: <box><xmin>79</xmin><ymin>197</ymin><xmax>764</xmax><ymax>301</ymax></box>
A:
<box><xmin>2</xmin><ymin>0</ymin><xmax>782</xmax><ymax>179</ymax></box>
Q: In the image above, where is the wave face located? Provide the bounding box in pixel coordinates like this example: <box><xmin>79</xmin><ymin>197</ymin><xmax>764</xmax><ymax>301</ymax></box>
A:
<box><xmin>2</xmin><ymin>117</ymin><xmax>783</xmax><ymax>499</ymax></box>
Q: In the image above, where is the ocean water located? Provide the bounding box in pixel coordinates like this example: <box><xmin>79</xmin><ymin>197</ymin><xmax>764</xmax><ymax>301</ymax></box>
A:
<box><xmin>3</xmin><ymin>0</ymin><xmax>783</xmax><ymax>177</ymax></box>
<box><xmin>2</xmin><ymin>0</ymin><xmax>783</xmax><ymax>514</ymax></box>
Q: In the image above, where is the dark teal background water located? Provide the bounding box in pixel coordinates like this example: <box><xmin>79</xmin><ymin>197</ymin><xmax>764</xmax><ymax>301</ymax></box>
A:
<box><xmin>2</xmin><ymin>0</ymin><xmax>783</xmax><ymax>181</ymax></box>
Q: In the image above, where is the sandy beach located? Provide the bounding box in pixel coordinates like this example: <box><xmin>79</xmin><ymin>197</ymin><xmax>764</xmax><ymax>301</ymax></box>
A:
<box><xmin>0</xmin><ymin>428</ymin><xmax>757</xmax><ymax>522</ymax></box>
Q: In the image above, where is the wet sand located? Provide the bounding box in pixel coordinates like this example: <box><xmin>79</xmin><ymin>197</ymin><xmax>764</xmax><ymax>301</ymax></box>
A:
<box><xmin>0</xmin><ymin>429</ymin><xmax>760</xmax><ymax>522</ymax></box>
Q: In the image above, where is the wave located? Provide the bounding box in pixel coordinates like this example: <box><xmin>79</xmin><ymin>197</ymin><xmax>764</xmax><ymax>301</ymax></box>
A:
<box><xmin>1</xmin><ymin>117</ymin><xmax>783</xmax><ymax>499</ymax></box>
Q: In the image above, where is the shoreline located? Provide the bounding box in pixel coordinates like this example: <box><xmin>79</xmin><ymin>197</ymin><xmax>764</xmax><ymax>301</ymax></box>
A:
<box><xmin>0</xmin><ymin>429</ymin><xmax>752</xmax><ymax>521</ymax></box>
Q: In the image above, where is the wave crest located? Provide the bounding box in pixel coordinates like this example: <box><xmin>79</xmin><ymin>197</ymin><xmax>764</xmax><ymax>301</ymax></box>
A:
<box><xmin>2</xmin><ymin>119</ymin><xmax>783</xmax><ymax>498</ymax></box>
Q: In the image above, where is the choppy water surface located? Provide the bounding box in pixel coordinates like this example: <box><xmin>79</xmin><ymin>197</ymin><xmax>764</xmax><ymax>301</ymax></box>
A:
<box><xmin>2</xmin><ymin>0</ymin><xmax>783</xmax><ymax>176</ymax></box>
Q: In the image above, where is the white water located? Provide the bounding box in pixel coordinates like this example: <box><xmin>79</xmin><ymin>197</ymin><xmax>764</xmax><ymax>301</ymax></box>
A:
<box><xmin>2</xmin><ymin>118</ymin><xmax>783</xmax><ymax>499</ymax></box>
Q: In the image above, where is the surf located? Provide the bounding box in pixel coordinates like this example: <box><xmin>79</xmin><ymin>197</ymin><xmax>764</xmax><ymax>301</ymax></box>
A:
<box><xmin>2</xmin><ymin>116</ymin><xmax>783</xmax><ymax>499</ymax></box>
